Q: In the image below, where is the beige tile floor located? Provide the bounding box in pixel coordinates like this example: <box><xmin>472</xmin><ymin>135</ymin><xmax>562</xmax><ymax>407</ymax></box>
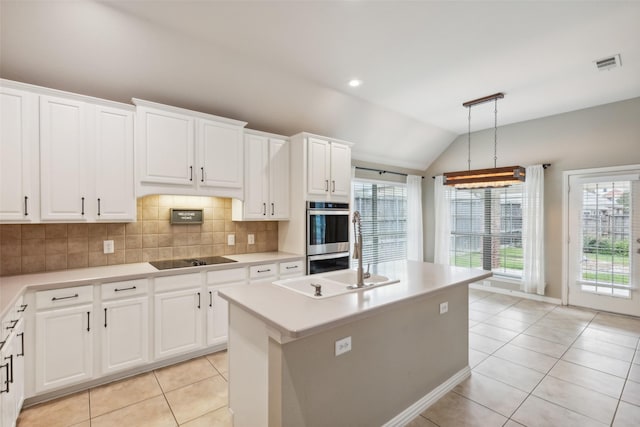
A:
<box><xmin>17</xmin><ymin>351</ymin><xmax>231</xmax><ymax>427</ymax></box>
<box><xmin>17</xmin><ymin>289</ymin><xmax>640</xmax><ymax>426</ymax></box>
<box><xmin>409</xmin><ymin>289</ymin><xmax>640</xmax><ymax>427</ymax></box>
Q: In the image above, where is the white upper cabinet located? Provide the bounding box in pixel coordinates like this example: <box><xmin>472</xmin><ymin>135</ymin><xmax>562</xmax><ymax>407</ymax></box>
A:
<box><xmin>134</xmin><ymin>99</ymin><xmax>246</xmax><ymax>199</ymax></box>
<box><xmin>291</xmin><ymin>133</ymin><xmax>352</xmax><ymax>202</ymax></box>
<box><xmin>198</xmin><ymin>118</ymin><xmax>244</xmax><ymax>190</ymax></box>
<box><xmin>40</xmin><ymin>95</ymin><xmax>89</xmax><ymax>221</ymax></box>
<box><xmin>0</xmin><ymin>86</ymin><xmax>39</xmax><ymax>222</ymax></box>
<box><xmin>232</xmin><ymin>131</ymin><xmax>289</xmax><ymax>221</ymax></box>
<box><xmin>137</xmin><ymin>107</ymin><xmax>194</xmax><ymax>186</ymax></box>
<box><xmin>1</xmin><ymin>79</ymin><xmax>136</xmax><ymax>223</ymax></box>
<box><xmin>94</xmin><ymin>105</ymin><xmax>135</xmax><ymax>221</ymax></box>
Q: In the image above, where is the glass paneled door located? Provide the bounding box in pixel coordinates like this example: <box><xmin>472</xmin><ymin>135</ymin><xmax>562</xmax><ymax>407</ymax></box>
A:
<box><xmin>568</xmin><ymin>170</ymin><xmax>640</xmax><ymax>316</ymax></box>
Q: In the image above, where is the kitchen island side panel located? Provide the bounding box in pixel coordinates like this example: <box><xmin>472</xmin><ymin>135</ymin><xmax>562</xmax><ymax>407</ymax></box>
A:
<box><xmin>277</xmin><ymin>283</ymin><xmax>468</xmax><ymax>426</ymax></box>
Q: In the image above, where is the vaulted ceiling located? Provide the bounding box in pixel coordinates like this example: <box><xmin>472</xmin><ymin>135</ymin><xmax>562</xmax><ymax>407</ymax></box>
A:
<box><xmin>2</xmin><ymin>1</ymin><xmax>639</xmax><ymax>170</ymax></box>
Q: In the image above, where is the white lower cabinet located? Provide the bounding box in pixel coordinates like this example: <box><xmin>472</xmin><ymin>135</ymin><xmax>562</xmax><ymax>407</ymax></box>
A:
<box><xmin>101</xmin><ymin>297</ymin><xmax>149</xmax><ymax>375</ymax></box>
<box><xmin>34</xmin><ymin>304</ymin><xmax>93</xmax><ymax>393</ymax></box>
<box><xmin>154</xmin><ymin>274</ymin><xmax>204</xmax><ymax>360</ymax></box>
<box><xmin>206</xmin><ymin>267</ymin><xmax>248</xmax><ymax>347</ymax></box>
<box><xmin>1</xmin><ymin>319</ymin><xmax>24</xmax><ymax>427</ymax></box>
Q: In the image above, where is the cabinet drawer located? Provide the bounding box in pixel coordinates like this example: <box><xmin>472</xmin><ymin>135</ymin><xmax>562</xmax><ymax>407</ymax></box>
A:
<box><xmin>101</xmin><ymin>279</ymin><xmax>148</xmax><ymax>300</ymax></box>
<box><xmin>154</xmin><ymin>273</ymin><xmax>201</xmax><ymax>293</ymax></box>
<box><xmin>36</xmin><ymin>285</ymin><xmax>93</xmax><ymax>310</ymax></box>
<box><xmin>249</xmin><ymin>264</ymin><xmax>277</xmax><ymax>280</ymax></box>
<box><xmin>279</xmin><ymin>260</ymin><xmax>304</xmax><ymax>276</ymax></box>
<box><xmin>206</xmin><ymin>268</ymin><xmax>247</xmax><ymax>285</ymax></box>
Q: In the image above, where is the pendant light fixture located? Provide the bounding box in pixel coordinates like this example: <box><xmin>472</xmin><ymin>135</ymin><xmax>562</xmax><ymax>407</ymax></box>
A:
<box><xmin>443</xmin><ymin>92</ymin><xmax>525</xmax><ymax>189</ymax></box>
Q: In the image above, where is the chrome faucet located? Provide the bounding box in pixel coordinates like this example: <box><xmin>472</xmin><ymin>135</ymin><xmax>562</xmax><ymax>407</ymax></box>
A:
<box><xmin>352</xmin><ymin>211</ymin><xmax>370</xmax><ymax>288</ymax></box>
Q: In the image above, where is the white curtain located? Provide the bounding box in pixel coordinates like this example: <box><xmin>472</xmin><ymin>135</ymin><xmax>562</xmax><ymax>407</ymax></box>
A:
<box><xmin>406</xmin><ymin>175</ymin><xmax>423</xmax><ymax>261</ymax></box>
<box><xmin>522</xmin><ymin>165</ymin><xmax>545</xmax><ymax>294</ymax></box>
<box><xmin>433</xmin><ymin>175</ymin><xmax>450</xmax><ymax>265</ymax></box>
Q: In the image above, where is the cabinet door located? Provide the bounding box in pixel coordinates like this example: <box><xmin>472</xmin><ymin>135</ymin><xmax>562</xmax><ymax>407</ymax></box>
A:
<box><xmin>154</xmin><ymin>289</ymin><xmax>203</xmax><ymax>360</ymax></box>
<box><xmin>206</xmin><ymin>286</ymin><xmax>234</xmax><ymax>347</ymax></box>
<box><xmin>330</xmin><ymin>142</ymin><xmax>351</xmax><ymax>197</ymax></box>
<box><xmin>198</xmin><ymin>119</ymin><xmax>243</xmax><ymax>190</ymax></box>
<box><xmin>269</xmin><ymin>138</ymin><xmax>289</xmax><ymax>219</ymax></box>
<box><xmin>137</xmin><ymin>107</ymin><xmax>194</xmax><ymax>185</ymax></box>
<box><xmin>0</xmin><ymin>87</ymin><xmax>39</xmax><ymax>222</ymax></box>
<box><xmin>243</xmin><ymin>134</ymin><xmax>269</xmax><ymax>219</ymax></box>
<box><xmin>0</xmin><ymin>331</ymin><xmax>16</xmax><ymax>427</ymax></box>
<box><xmin>35</xmin><ymin>304</ymin><xmax>93</xmax><ymax>392</ymax></box>
<box><xmin>307</xmin><ymin>137</ymin><xmax>330</xmax><ymax>196</ymax></box>
<box><xmin>101</xmin><ymin>297</ymin><xmax>149</xmax><ymax>375</ymax></box>
<box><xmin>94</xmin><ymin>106</ymin><xmax>135</xmax><ymax>221</ymax></box>
<box><xmin>12</xmin><ymin>319</ymin><xmax>25</xmax><ymax>418</ymax></box>
<box><xmin>40</xmin><ymin>96</ymin><xmax>89</xmax><ymax>221</ymax></box>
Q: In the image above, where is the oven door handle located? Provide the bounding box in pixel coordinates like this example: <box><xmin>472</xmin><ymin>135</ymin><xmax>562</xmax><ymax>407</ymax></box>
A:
<box><xmin>307</xmin><ymin>210</ymin><xmax>350</xmax><ymax>216</ymax></box>
<box><xmin>307</xmin><ymin>252</ymin><xmax>350</xmax><ymax>262</ymax></box>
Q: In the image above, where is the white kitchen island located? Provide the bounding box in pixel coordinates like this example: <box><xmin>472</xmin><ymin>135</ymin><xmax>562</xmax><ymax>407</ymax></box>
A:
<box><xmin>219</xmin><ymin>261</ymin><xmax>491</xmax><ymax>427</ymax></box>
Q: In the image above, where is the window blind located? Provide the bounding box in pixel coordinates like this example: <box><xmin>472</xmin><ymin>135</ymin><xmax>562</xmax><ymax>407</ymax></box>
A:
<box><xmin>449</xmin><ymin>185</ymin><xmax>524</xmax><ymax>278</ymax></box>
<box><xmin>352</xmin><ymin>180</ymin><xmax>407</xmax><ymax>266</ymax></box>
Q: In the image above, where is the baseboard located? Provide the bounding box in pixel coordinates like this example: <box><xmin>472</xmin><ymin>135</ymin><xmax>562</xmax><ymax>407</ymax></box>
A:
<box><xmin>381</xmin><ymin>366</ymin><xmax>471</xmax><ymax>427</ymax></box>
<box><xmin>469</xmin><ymin>282</ymin><xmax>562</xmax><ymax>305</ymax></box>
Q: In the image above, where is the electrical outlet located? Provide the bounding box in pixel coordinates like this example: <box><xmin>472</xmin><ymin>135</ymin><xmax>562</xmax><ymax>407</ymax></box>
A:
<box><xmin>227</xmin><ymin>234</ymin><xmax>235</xmax><ymax>246</ymax></box>
<box><xmin>335</xmin><ymin>336</ymin><xmax>352</xmax><ymax>356</ymax></box>
<box><xmin>248</xmin><ymin>234</ymin><xmax>255</xmax><ymax>245</ymax></box>
<box><xmin>103</xmin><ymin>240</ymin><xmax>114</xmax><ymax>254</ymax></box>
<box><xmin>439</xmin><ymin>301</ymin><xmax>449</xmax><ymax>314</ymax></box>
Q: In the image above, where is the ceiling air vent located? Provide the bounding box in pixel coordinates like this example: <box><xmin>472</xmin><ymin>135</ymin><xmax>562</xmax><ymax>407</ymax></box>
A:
<box><xmin>595</xmin><ymin>54</ymin><xmax>622</xmax><ymax>71</ymax></box>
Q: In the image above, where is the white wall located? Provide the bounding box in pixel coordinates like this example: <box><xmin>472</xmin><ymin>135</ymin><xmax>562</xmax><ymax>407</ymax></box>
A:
<box><xmin>424</xmin><ymin>97</ymin><xmax>640</xmax><ymax>298</ymax></box>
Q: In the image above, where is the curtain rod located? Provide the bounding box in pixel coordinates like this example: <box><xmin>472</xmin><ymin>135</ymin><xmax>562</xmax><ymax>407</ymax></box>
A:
<box><xmin>356</xmin><ymin>166</ymin><xmax>424</xmax><ymax>179</ymax></box>
<box><xmin>431</xmin><ymin>163</ymin><xmax>551</xmax><ymax>179</ymax></box>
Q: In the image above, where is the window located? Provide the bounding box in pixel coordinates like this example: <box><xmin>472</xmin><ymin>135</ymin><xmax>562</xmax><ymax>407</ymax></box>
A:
<box><xmin>449</xmin><ymin>185</ymin><xmax>524</xmax><ymax>278</ymax></box>
<box><xmin>579</xmin><ymin>180</ymin><xmax>631</xmax><ymax>297</ymax></box>
<box><xmin>352</xmin><ymin>180</ymin><xmax>407</xmax><ymax>265</ymax></box>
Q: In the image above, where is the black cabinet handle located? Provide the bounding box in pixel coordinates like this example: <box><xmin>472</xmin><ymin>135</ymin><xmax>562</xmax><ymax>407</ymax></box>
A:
<box><xmin>209</xmin><ymin>291</ymin><xmax>213</xmax><ymax>308</ymax></box>
<box><xmin>24</xmin><ymin>196</ymin><xmax>28</xmax><ymax>216</ymax></box>
<box><xmin>104</xmin><ymin>308</ymin><xmax>107</xmax><ymax>328</ymax></box>
<box><xmin>81</xmin><ymin>197</ymin><xmax>85</xmax><ymax>215</ymax></box>
<box><xmin>5</xmin><ymin>355</ymin><xmax>12</xmax><ymax>384</ymax></box>
<box><xmin>286</xmin><ymin>265</ymin><xmax>298</xmax><ymax>270</ymax></box>
<box><xmin>263</xmin><ymin>203</ymin><xmax>266</xmax><ymax>215</ymax></box>
<box><xmin>200</xmin><ymin>167</ymin><xmax>204</xmax><ymax>183</ymax></box>
<box><xmin>332</xmin><ymin>180</ymin><xmax>336</xmax><ymax>192</ymax></box>
<box><xmin>52</xmin><ymin>294</ymin><xmax>78</xmax><ymax>302</ymax></box>
<box><xmin>189</xmin><ymin>166</ymin><xmax>193</xmax><ymax>181</ymax></box>
<box><xmin>197</xmin><ymin>292</ymin><xmax>201</xmax><ymax>309</ymax></box>
<box><xmin>257</xmin><ymin>268</ymin><xmax>271</xmax><ymax>273</ymax></box>
<box><xmin>97</xmin><ymin>198</ymin><xmax>101</xmax><ymax>216</ymax></box>
<box><xmin>0</xmin><ymin>362</ymin><xmax>8</xmax><ymax>393</ymax></box>
<box><xmin>325</xmin><ymin>180</ymin><xmax>329</xmax><ymax>191</ymax></box>
<box><xmin>114</xmin><ymin>286</ymin><xmax>136</xmax><ymax>292</ymax></box>
<box><xmin>5</xmin><ymin>320</ymin><xmax>18</xmax><ymax>331</ymax></box>
<box><xmin>17</xmin><ymin>333</ymin><xmax>24</xmax><ymax>357</ymax></box>
<box><xmin>17</xmin><ymin>304</ymin><xmax>27</xmax><ymax>313</ymax></box>
<box><xmin>87</xmin><ymin>311</ymin><xmax>90</xmax><ymax>332</ymax></box>
<box><xmin>271</xmin><ymin>203</ymin><xmax>274</xmax><ymax>216</ymax></box>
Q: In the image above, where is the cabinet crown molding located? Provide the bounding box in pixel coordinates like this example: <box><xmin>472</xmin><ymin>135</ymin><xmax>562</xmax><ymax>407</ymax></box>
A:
<box><xmin>132</xmin><ymin>98</ymin><xmax>247</xmax><ymax>127</ymax></box>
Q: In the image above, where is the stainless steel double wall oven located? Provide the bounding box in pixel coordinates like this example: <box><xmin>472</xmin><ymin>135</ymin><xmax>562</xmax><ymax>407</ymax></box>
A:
<box><xmin>306</xmin><ymin>201</ymin><xmax>350</xmax><ymax>274</ymax></box>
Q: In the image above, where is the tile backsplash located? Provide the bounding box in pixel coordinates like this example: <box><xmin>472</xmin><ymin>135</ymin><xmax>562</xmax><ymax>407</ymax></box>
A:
<box><xmin>0</xmin><ymin>195</ymin><xmax>278</xmax><ymax>276</ymax></box>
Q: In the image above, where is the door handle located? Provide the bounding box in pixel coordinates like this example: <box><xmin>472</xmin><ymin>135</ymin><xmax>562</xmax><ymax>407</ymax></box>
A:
<box><xmin>263</xmin><ymin>203</ymin><xmax>266</xmax><ymax>216</ymax></box>
<box><xmin>5</xmin><ymin>355</ymin><xmax>12</xmax><ymax>384</ymax></box>
<box><xmin>81</xmin><ymin>197</ymin><xmax>85</xmax><ymax>215</ymax></box>
<box><xmin>24</xmin><ymin>196</ymin><xmax>28</xmax><ymax>216</ymax></box>
<box><xmin>0</xmin><ymin>362</ymin><xmax>8</xmax><ymax>393</ymax></box>
<box><xmin>97</xmin><ymin>198</ymin><xmax>101</xmax><ymax>216</ymax></box>
<box><xmin>87</xmin><ymin>311</ymin><xmax>91</xmax><ymax>332</ymax></box>
<box><xmin>189</xmin><ymin>166</ymin><xmax>193</xmax><ymax>181</ymax></box>
<box><xmin>104</xmin><ymin>308</ymin><xmax>108</xmax><ymax>328</ymax></box>
<box><xmin>325</xmin><ymin>180</ymin><xmax>329</xmax><ymax>192</ymax></box>
<box><xmin>201</xmin><ymin>167</ymin><xmax>205</xmax><ymax>183</ymax></box>
<box><xmin>17</xmin><ymin>333</ymin><xmax>24</xmax><ymax>357</ymax></box>
<box><xmin>209</xmin><ymin>291</ymin><xmax>213</xmax><ymax>308</ymax></box>
<box><xmin>197</xmin><ymin>292</ymin><xmax>201</xmax><ymax>309</ymax></box>
<box><xmin>52</xmin><ymin>294</ymin><xmax>79</xmax><ymax>301</ymax></box>
<box><xmin>332</xmin><ymin>180</ymin><xmax>336</xmax><ymax>192</ymax></box>
<box><xmin>271</xmin><ymin>203</ymin><xmax>274</xmax><ymax>216</ymax></box>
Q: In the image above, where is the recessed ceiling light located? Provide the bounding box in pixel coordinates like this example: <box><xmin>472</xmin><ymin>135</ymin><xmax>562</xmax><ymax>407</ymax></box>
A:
<box><xmin>348</xmin><ymin>79</ymin><xmax>362</xmax><ymax>87</ymax></box>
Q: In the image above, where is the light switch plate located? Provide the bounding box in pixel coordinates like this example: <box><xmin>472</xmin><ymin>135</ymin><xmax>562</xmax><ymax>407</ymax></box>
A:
<box><xmin>227</xmin><ymin>234</ymin><xmax>235</xmax><ymax>246</ymax></box>
<box><xmin>248</xmin><ymin>234</ymin><xmax>255</xmax><ymax>245</ymax></box>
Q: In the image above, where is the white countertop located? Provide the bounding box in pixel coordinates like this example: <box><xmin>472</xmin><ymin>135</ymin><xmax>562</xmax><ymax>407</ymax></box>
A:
<box><xmin>219</xmin><ymin>261</ymin><xmax>492</xmax><ymax>339</ymax></box>
<box><xmin>0</xmin><ymin>251</ymin><xmax>304</xmax><ymax>316</ymax></box>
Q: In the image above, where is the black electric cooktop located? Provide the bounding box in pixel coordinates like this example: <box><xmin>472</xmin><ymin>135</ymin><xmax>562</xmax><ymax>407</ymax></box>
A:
<box><xmin>150</xmin><ymin>256</ymin><xmax>237</xmax><ymax>270</ymax></box>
